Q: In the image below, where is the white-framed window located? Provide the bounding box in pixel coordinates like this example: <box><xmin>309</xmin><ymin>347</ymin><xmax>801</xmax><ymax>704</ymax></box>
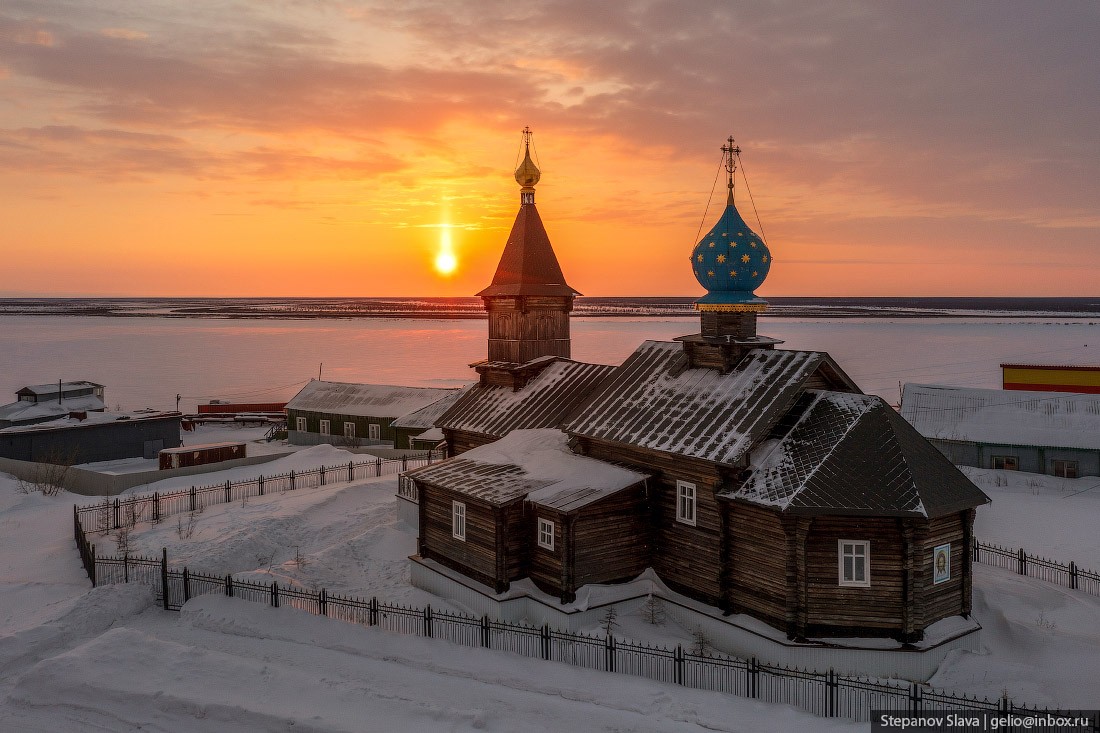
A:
<box><xmin>838</xmin><ymin>540</ymin><xmax>870</xmax><ymax>587</ymax></box>
<box><xmin>1052</xmin><ymin>459</ymin><xmax>1078</xmax><ymax>479</ymax></box>
<box><xmin>452</xmin><ymin>501</ymin><xmax>466</xmax><ymax>541</ymax></box>
<box><xmin>991</xmin><ymin>455</ymin><xmax>1018</xmax><ymax>470</ymax></box>
<box><xmin>295</xmin><ymin>416</ymin><xmax>306</xmax><ymax>432</ymax></box>
<box><xmin>537</xmin><ymin>518</ymin><xmax>555</xmax><ymax>550</ymax></box>
<box><xmin>344</xmin><ymin>422</ymin><xmax>356</xmax><ymax>439</ymax></box>
<box><xmin>369</xmin><ymin>423</ymin><xmax>381</xmax><ymax>440</ymax></box>
<box><xmin>319</xmin><ymin>419</ymin><xmax>330</xmax><ymax>436</ymax></box>
<box><xmin>676</xmin><ymin>481</ymin><xmax>697</xmax><ymax>526</ymax></box>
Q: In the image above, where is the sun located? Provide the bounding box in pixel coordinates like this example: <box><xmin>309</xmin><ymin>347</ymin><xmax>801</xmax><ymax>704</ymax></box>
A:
<box><xmin>435</xmin><ymin>249</ymin><xmax>457</xmax><ymax>275</ymax></box>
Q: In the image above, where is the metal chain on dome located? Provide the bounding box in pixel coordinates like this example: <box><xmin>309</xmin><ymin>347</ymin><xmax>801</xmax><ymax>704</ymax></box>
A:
<box><xmin>736</xmin><ymin>149</ymin><xmax>769</xmax><ymax>247</ymax></box>
<box><xmin>693</xmin><ymin>148</ymin><xmax>727</xmax><ymax>248</ymax></box>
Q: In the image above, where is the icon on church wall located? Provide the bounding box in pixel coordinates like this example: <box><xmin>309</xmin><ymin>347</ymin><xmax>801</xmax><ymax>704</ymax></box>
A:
<box><xmin>933</xmin><ymin>543</ymin><xmax>951</xmax><ymax>584</ymax></box>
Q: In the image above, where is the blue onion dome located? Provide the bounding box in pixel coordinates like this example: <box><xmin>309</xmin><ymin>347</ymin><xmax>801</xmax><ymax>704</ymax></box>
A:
<box><xmin>692</xmin><ymin>140</ymin><xmax>771</xmax><ymax>312</ymax></box>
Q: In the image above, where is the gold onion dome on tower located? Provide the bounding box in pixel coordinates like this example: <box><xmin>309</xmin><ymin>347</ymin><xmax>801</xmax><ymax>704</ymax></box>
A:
<box><xmin>515</xmin><ymin>126</ymin><xmax>541</xmax><ymax>191</ymax></box>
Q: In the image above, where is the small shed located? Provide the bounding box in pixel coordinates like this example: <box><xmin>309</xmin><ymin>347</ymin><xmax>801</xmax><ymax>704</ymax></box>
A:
<box><xmin>286</xmin><ymin>381</ymin><xmax>456</xmax><ymax>447</ymax></box>
<box><xmin>159</xmin><ymin>441</ymin><xmax>246</xmax><ymax>470</ymax></box>
<box><xmin>0</xmin><ymin>381</ymin><xmax>106</xmax><ymax>429</ymax></box>
<box><xmin>901</xmin><ymin>383</ymin><xmax>1100</xmax><ymax>477</ymax></box>
<box><xmin>0</xmin><ymin>410</ymin><xmax>181</xmax><ymax>464</ymax></box>
<box><xmin>391</xmin><ymin>388</ymin><xmax>470</xmax><ymax>450</ymax></box>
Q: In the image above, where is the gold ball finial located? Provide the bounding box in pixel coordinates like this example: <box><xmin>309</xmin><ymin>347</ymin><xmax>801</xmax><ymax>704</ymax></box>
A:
<box><xmin>514</xmin><ymin>126</ymin><xmax>541</xmax><ymax>190</ymax></box>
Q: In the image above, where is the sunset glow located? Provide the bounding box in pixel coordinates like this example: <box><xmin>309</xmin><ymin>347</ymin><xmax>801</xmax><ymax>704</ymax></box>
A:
<box><xmin>0</xmin><ymin>2</ymin><xmax>1096</xmax><ymax>297</ymax></box>
<box><xmin>435</xmin><ymin>229</ymin><xmax>458</xmax><ymax>276</ymax></box>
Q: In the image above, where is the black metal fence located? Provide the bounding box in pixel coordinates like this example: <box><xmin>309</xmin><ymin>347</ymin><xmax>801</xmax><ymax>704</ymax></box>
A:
<box><xmin>974</xmin><ymin>539</ymin><xmax>1100</xmax><ymax>596</ymax></box>
<box><xmin>75</xmin><ymin>450</ymin><xmax>442</xmax><ymax>537</ymax></box>
<box><xmin>71</xmin><ymin>514</ymin><xmax>1097</xmax><ymax>728</ymax></box>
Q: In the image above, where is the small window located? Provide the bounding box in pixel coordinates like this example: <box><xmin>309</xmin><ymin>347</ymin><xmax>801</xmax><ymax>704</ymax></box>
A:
<box><xmin>452</xmin><ymin>501</ymin><xmax>466</xmax><ymax>541</ymax></box>
<box><xmin>344</xmin><ymin>422</ymin><xmax>356</xmax><ymax>439</ymax></box>
<box><xmin>369</xmin><ymin>423</ymin><xmax>381</xmax><ymax>441</ymax></box>
<box><xmin>991</xmin><ymin>455</ymin><xmax>1018</xmax><ymax>470</ymax></box>
<box><xmin>838</xmin><ymin>540</ymin><xmax>870</xmax><ymax>587</ymax></box>
<box><xmin>676</xmin><ymin>481</ymin><xmax>696</xmax><ymax>526</ymax></box>
<box><xmin>319</xmin><ymin>419</ymin><xmax>330</xmax><ymax>436</ymax></box>
<box><xmin>1052</xmin><ymin>460</ymin><xmax>1078</xmax><ymax>479</ymax></box>
<box><xmin>537</xmin><ymin>518</ymin><xmax>554</xmax><ymax>550</ymax></box>
<box><xmin>295</xmin><ymin>417</ymin><xmax>306</xmax><ymax>432</ymax></box>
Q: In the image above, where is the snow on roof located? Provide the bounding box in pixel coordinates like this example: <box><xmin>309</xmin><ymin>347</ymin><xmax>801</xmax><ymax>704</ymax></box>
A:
<box><xmin>406</xmin><ymin>429</ymin><xmax>647</xmax><ymax>510</ymax></box>
<box><xmin>0</xmin><ymin>409</ymin><xmax>179</xmax><ymax>434</ymax></box>
<box><xmin>0</xmin><ymin>394</ymin><xmax>105</xmax><ymax>423</ymax></box>
<box><xmin>438</xmin><ymin>359</ymin><xmax>615</xmax><ymax>437</ymax></box>
<box><xmin>564</xmin><ymin>341</ymin><xmax>836</xmax><ymax>467</ymax></box>
<box><xmin>286</xmin><ymin>381</ymin><xmax>456</xmax><ymax>419</ymax></box>
<box><xmin>900</xmin><ymin>383</ymin><xmax>1100</xmax><ymax>450</ymax></box>
<box><xmin>391</xmin><ymin>387</ymin><xmax>470</xmax><ymax>429</ymax></box>
<box><xmin>726</xmin><ymin>391</ymin><xmax>988</xmax><ymax>517</ymax></box>
<box><xmin>16</xmin><ymin>381</ymin><xmax>103</xmax><ymax>396</ymax></box>
<box><xmin>159</xmin><ymin>441</ymin><xmax>245</xmax><ymax>454</ymax></box>
<box><xmin>412</xmin><ymin>427</ymin><xmax>444</xmax><ymax>442</ymax></box>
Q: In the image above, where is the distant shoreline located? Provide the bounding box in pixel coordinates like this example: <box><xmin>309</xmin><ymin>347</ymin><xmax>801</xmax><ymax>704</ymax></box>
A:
<box><xmin>2</xmin><ymin>296</ymin><xmax>1099</xmax><ymax>320</ymax></box>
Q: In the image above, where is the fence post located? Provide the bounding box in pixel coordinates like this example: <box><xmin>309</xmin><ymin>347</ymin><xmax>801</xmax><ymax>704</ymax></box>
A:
<box><xmin>153</xmin><ymin>492</ymin><xmax>160</xmax><ymax>523</ymax></box>
<box><xmin>319</xmin><ymin>588</ymin><xmax>327</xmax><ymax>617</ymax></box>
<box><xmin>973</xmin><ymin>537</ymin><xmax>980</xmax><ymax>563</ymax></box>
<box><xmin>606</xmin><ymin>635</ymin><xmax>615</xmax><ymax>673</ymax></box>
<box><xmin>271</xmin><ymin>581</ymin><xmax>279</xmax><ymax>608</ymax></box>
<box><xmin>114</xmin><ymin>498</ymin><xmax>120</xmax><ymax>529</ymax></box>
<box><xmin>259</xmin><ymin>475</ymin><xmax>264</xmax><ymax>496</ymax></box>
<box><xmin>190</xmin><ymin>486</ymin><xmax>196</xmax><ymax>512</ymax></box>
<box><xmin>160</xmin><ymin>547</ymin><xmax>169</xmax><ymax>610</ymax></box>
<box><xmin>376</xmin><ymin>457</ymin><xmax>382</xmax><ymax>477</ymax></box>
<box><xmin>124</xmin><ymin>554</ymin><xmax>129</xmax><ymax>583</ymax></box>
<box><xmin>321</xmin><ymin>466</ymin><xmax>325</xmax><ymax>486</ymax></box>
<box><xmin>349</xmin><ymin>461</ymin><xmax>354</xmax><ymax>482</ymax></box>
<box><xmin>540</xmin><ymin>624</ymin><xmax>550</xmax><ymax>659</ymax></box>
<box><xmin>1018</xmin><ymin>547</ymin><xmax>1027</xmax><ymax>575</ymax></box>
<box><xmin>290</xmin><ymin>470</ymin><xmax>296</xmax><ymax>490</ymax></box>
<box><xmin>427</xmin><ymin>450</ymin><xmax>433</xmax><ymax>465</ymax></box>
<box><xmin>674</xmin><ymin>645</ymin><xmax>684</xmax><ymax>686</ymax></box>
<box><xmin>910</xmin><ymin>680</ymin><xmax>921</xmax><ymax>714</ymax></box>
<box><xmin>1071</xmin><ymin>561</ymin><xmax>1079</xmax><ymax>590</ymax></box>
<box><xmin>183</xmin><ymin>567</ymin><xmax>191</xmax><ymax>603</ymax></box>
<box><xmin>226</xmin><ymin>574</ymin><xmax>233</xmax><ymax>597</ymax></box>
<box><xmin>826</xmin><ymin>669</ymin><xmax>836</xmax><ymax>717</ymax></box>
<box><xmin>90</xmin><ymin>543</ymin><xmax>96</xmax><ymax>587</ymax></box>
<box><xmin>424</xmin><ymin>604</ymin><xmax>433</xmax><ymax>638</ymax></box>
<box><xmin>370</xmin><ymin>597</ymin><xmax>378</xmax><ymax>626</ymax></box>
<box><xmin>749</xmin><ymin>656</ymin><xmax>759</xmax><ymax>698</ymax></box>
<box><xmin>225</xmin><ymin>480</ymin><xmax>231</xmax><ymax>504</ymax></box>
<box><xmin>402</xmin><ymin>455</ymin><xmax>407</xmax><ymax>471</ymax></box>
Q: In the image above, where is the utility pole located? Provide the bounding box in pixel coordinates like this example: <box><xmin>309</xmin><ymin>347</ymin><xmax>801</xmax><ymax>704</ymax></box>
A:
<box><xmin>318</xmin><ymin>363</ymin><xmax>323</xmax><ymax>381</ymax></box>
<box><xmin>176</xmin><ymin>393</ymin><xmax>181</xmax><ymax>413</ymax></box>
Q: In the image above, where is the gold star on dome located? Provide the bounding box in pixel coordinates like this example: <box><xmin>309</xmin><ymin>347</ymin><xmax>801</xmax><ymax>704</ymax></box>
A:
<box><xmin>750</xmin><ymin>241</ymin><xmax>757</xmax><ymax>248</ymax></box>
<box><xmin>707</xmin><ymin>270</ymin><xmax>715</xmax><ymax>277</ymax></box>
<box><xmin>730</xmin><ymin>270</ymin><xmax>737</xmax><ymax>277</ymax></box>
<box><xmin>708</xmin><ymin>242</ymin><xmax>715</xmax><ymax>248</ymax></box>
<box><xmin>697</xmin><ymin>254</ymin><xmax>704</xmax><ymax>262</ymax></box>
<box><xmin>761</xmin><ymin>255</ymin><xmax>768</xmax><ymax>263</ymax></box>
<box><xmin>741</xmin><ymin>254</ymin><xmax>751</xmax><ymax>263</ymax></box>
<box><xmin>738</xmin><ymin>232</ymin><xmax>743</xmax><ymax>236</ymax></box>
<box><xmin>752</xmin><ymin>271</ymin><xmax>758</xmax><ymax>277</ymax></box>
<box><xmin>716</xmin><ymin>254</ymin><xmax>726</xmax><ymax>263</ymax></box>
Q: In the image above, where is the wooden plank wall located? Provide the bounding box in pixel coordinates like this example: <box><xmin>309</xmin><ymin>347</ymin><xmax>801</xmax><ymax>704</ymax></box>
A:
<box><xmin>726</xmin><ymin>502</ymin><xmax>788</xmax><ymax>627</ymax></box>
<box><xmin>572</xmin><ymin>484</ymin><xmax>650</xmax><ymax>591</ymax></box>
<box><xmin>442</xmin><ymin>429</ymin><xmax>498</xmax><ymax>457</ymax></box>
<box><xmin>417</xmin><ymin>483</ymin><xmax>504</xmax><ymax>591</ymax></box>
<box><xmin>920</xmin><ymin>511</ymin><xmax>967</xmax><ymax>625</ymax></box>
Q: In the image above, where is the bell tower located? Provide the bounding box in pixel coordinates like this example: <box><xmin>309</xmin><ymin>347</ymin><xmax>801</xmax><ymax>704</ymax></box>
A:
<box><xmin>477</xmin><ymin>127</ymin><xmax>579</xmax><ymax>364</ymax></box>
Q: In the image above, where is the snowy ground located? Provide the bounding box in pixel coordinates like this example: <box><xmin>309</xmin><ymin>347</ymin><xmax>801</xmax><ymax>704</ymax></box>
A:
<box><xmin>2</xmin><ymin>462</ymin><xmax>1099</xmax><ymax>731</ymax></box>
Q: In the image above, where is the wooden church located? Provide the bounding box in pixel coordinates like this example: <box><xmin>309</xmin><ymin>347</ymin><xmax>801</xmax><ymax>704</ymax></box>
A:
<box><xmin>406</xmin><ymin>133</ymin><xmax>989</xmax><ymax>643</ymax></box>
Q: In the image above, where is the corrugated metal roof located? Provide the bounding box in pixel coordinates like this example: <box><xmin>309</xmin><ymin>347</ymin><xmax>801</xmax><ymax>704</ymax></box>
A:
<box><xmin>726</xmin><ymin>391</ymin><xmax>989</xmax><ymax>518</ymax></box>
<box><xmin>0</xmin><ymin>394</ymin><xmax>105</xmax><ymax>423</ymax></box>
<box><xmin>563</xmin><ymin>341</ymin><xmax>831</xmax><ymax>467</ymax></box>
<box><xmin>16</xmin><ymin>381</ymin><xmax>103</xmax><ymax>396</ymax></box>
<box><xmin>391</xmin><ymin>387</ymin><xmax>472</xmax><ymax>429</ymax></box>
<box><xmin>405</xmin><ymin>429</ymin><xmax>646</xmax><ymax>509</ymax></box>
<box><xmin>438</xmin><ymin>359</ymin><xmax>615</xmax><ymax>438</ymax></box>
<box><xmin>286</xmin><ymin>381</ymin><xmax>456</xmax><ymax>419</ymax></box>
<box><xmin>900</xmin><ymin>383</ymin><xmax>1100</xmax><ymax>450</ymax></box>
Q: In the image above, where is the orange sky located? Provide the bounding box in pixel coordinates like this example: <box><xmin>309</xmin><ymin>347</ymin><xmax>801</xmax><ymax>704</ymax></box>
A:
<box><xmin>1</xmin><ymin>2</ymin><xmax>1098</xmax><ymax>297</ymax></box>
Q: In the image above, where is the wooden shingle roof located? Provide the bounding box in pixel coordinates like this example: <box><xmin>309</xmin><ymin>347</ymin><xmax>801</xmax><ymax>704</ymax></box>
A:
<box><xmin>563</xmin><ymin>341</ymin><xmax>851</xmax><ymax>467</ymax></box>
<box><xmin>724</xmin><ymin>391</ymin><xmax>989</xmax><ymax>517</ymax></box>
<box><xmin>438</xmin><ymin>359</ymin><xmax>615</xmax><ymax>438</ymax></box>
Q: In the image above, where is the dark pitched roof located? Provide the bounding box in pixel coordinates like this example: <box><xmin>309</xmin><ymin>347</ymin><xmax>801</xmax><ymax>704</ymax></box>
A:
<box><xmin>563</xmin><ymin>341</ymin><xmax>846</xmax><ymax>467</ymax></box>
<box><xmin>439</xmin><ymin>358</ymin><xmax>615</xmax><ymax>438</ymax></box>
<box><xmin>405</xmin><ymin>458</ymin><xmax>551</xmax><ymax>504</ymax></box>
<box><xmin>391</xmin><ymin>387</ymin><xmax>471</xmax><ymax>430</ymax></box>
<box><xmin>476</xmin><ymin>204</ymin><xmax>580</xmax><ymax>297</ymax></box>
<box><xmin>723</xmin><ymin>391</ymin><xmax>990</xmax><ymax>518</ymax></box>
